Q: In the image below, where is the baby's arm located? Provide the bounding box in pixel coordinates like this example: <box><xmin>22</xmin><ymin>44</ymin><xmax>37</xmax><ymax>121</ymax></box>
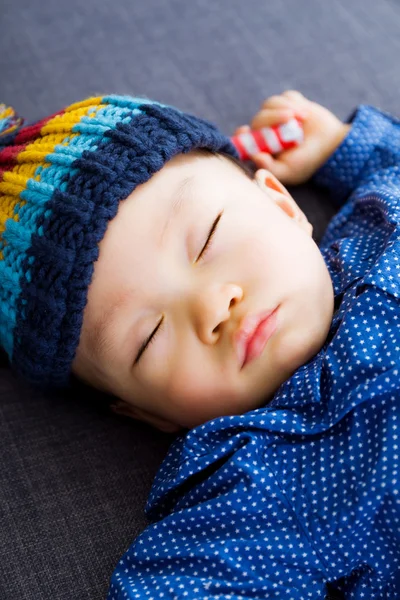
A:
<box><xmin>107</xmin><ymin>449</ymin><xmax>331</xmax><ymax>599</ymax></box>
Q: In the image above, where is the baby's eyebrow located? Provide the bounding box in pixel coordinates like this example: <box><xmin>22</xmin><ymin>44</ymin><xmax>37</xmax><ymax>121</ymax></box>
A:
<box><xmin>87</xmin><ymin>290</ymin><xmax>135</xmax><ymax>362</ymax></box>
<box><xmin>158</xmin><ymin>174</ymin><xmax>196</xmax><ymax>249</ymax></box>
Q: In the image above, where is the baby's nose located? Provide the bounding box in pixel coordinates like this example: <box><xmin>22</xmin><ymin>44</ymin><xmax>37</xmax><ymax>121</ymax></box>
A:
<box><xmin>193</xmin><ymin>283</ymin><xmax>243</xmax><ymax>344</ymax></box>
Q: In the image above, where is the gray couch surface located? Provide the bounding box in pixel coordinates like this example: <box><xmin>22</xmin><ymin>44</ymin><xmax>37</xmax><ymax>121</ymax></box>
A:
<box><xmin>1</xmin><ymin>0</ymin><xmax>399</xmax><ymax>598</ymax></box>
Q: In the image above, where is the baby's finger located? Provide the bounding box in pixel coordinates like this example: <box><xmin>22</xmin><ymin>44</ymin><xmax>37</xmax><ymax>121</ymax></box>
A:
<box><xmin>250</xmin><ymin>152</ymin><xmax>293</xmax><ymax>185</ymax></box>
<box><xmin>250</xmin><ymin>107</ymin><xmax>294</xmax><ymax>131</ymax></box>
<box><xmin>261</xmin><ymin>92</ymin><xmax>310</xmax><ymax>120</ymax></box>
<box><xmin>261</xmin><ymin>95</ymin><xmax>294</xmax><ymax>110</ymax></box>
<box><xmin>282</xmin><ymin>90</ymin><xmax>310</xmax><ymax>108</ymax></box>
<box><xmin>233</xmin><ymin>125</ymin><xmax>251</xmax><ymax>136</ymax></box>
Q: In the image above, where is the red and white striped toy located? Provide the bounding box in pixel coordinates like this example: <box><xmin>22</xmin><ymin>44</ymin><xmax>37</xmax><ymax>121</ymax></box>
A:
<box><xmin>230</xmin><ymin>117</ymin><xmax>304</xmax><ymax>161</ymax></box>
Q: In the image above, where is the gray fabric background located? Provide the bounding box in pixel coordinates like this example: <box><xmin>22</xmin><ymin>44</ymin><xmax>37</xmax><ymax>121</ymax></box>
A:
<box><xmin>1</xmin><ymin>0</ymin><xmax>399</xmax><ymax>598</ymax></box>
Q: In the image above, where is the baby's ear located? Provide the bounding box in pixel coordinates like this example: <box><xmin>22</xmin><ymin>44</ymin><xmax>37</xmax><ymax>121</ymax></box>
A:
<box><xmin>110</xmin><ymin>401</ymin><xmax>182</xmax><ymax>433</ymax></box>
<box><xmin>255</xmin><ymin>168</ymin><xmax>313</xmax><ymax>236</ymax></box>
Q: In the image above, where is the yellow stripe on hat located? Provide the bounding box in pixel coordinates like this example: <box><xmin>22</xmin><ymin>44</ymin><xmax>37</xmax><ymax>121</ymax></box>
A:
<box><xmin>0</xmin><ymin>105</ymin><xmax>15</xmax><ymax>119</ymax></box>
<box><xmin>0</xmin><ymin>98</ymin><xmax>107</xmax><ymax>260</ymax></box>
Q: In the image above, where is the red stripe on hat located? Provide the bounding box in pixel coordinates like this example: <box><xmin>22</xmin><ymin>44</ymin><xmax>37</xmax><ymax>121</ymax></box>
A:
<box><xmin>14</xmin><ymin>110</ymin><xmax>65</xmax><ymax>144</ymax></box>
<box><xmin>0</xmin><ymin>109</ymin><xmax>67</xmax><ymax>179</ymax></box>
<box><xmin>0</xmin><ymin>139</ymin><xmax>32</xmax><ymax>179</ymax></box>
<box><xmin>0</xmin><ymin>142</ymin><xmax>31</xmax><ymax>180</ymax></box>
<box><xmin>0</xmin><ymin>144</ymin><xmax>25</xmax><ymax>165</ymax></box>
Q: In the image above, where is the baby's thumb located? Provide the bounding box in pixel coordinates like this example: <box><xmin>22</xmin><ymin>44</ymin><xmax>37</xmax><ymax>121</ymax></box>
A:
<box><xmin>250</xmin><ymin>152</ymin><xmax>292</xmax><ymax>185</ymax></box>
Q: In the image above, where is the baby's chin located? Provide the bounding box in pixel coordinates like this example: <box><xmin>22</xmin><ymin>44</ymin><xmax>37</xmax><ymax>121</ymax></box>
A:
<box><xmin>184</xmin><ymin>393</ymin><xmax>276</xmax><ymax>427</ymax></box>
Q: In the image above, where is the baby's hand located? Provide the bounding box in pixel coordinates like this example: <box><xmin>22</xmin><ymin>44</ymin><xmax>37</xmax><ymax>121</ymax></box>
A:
<box><xmin>234</xmin><ymin>90</ymin><xmax>351</xmax><ymax>185</ymax></box>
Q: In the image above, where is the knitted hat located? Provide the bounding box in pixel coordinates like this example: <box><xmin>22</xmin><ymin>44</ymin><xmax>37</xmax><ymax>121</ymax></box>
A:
<box><xmin>0</xmin><ymin>96</ymin><xmax>238</xmax><ymax>389</ymax></box>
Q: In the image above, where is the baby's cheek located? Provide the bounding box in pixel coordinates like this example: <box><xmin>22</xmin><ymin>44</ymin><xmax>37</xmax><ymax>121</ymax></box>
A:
<box><xmin>166</xmin><ymin>361</ymin><xmax>214</xmax><ymax>409</ymax></box>
<box><xmin>165</xmin><ymin>358</ymin><xmax>237</xmax><ymax>424</ymax></box>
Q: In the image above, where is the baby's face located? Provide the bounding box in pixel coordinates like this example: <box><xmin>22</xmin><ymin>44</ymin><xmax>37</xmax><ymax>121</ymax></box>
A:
<box><xmin>72</xmin><ymin>150</ymin><xmax>334</xmax><ymax>432</ymax></box>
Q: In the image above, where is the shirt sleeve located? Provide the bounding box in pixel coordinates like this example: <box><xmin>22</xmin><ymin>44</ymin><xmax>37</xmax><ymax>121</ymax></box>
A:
<box><xmin>106</xmin><ymin>444</ymin><xmax>332</xmax><ymax>599</ymax></box>
<box><xmin>311</xmin><ymin>104</ymin><xmax>400</xmax><ymax>207</ymax></box>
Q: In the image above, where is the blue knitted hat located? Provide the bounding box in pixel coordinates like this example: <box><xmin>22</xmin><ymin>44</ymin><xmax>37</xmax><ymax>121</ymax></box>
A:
<box><xmin>0</xmin><ymin>95</ymin><xmax>238</xmax><ymax>389</ymax></box>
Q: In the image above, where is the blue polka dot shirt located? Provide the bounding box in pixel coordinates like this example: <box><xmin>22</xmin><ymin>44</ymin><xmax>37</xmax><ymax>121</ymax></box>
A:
<box><xmin>107</xmin><ymin>106</ymin><xmax>400</xmax><ymax>600</ymax></box>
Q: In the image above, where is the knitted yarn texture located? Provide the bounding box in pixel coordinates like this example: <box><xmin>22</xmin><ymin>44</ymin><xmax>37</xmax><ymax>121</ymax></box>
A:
<box><xmin>0</xmin><ymin>95</ymin><xmax>237</xmax><ymax>389</ymax></box>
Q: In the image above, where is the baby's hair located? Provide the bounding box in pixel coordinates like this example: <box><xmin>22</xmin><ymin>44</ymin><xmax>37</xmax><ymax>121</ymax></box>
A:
<box><xmin>197</xmin><ymin>148</ymin><xmax>255</xmax><ymax>180</ymax></box>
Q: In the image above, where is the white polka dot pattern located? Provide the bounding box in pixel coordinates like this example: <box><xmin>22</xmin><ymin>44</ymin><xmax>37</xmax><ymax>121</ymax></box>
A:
<box><xmin>107</xmin><ymin>106</ymin><xmax>400</xmax><ymax>599</ymax></box>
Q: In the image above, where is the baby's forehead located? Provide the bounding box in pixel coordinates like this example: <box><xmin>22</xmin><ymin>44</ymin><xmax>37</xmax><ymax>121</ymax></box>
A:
<box><xmin>162</xmin><ymin>151</ymin><xmax>255</xmax><ymax>218</ymax></box>
<box><xmin>125</xmin><ymin>149</ymin><xmax>253</xmax><ymax>220</ymax></box>
<box><xmin>179</xmin><ymin>148</ymin><xmax>255</xmax><ymax>182</ymax></box>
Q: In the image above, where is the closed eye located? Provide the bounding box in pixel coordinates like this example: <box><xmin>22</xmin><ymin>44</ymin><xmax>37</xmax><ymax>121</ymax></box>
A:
<box><xmin>134</xmin><ymin>317</ymin><xmax>164</xmax><ymax>366</ymax></box>
<box><xmin>133</xmin><ymin>210</ymin><xmax>224</xmax><ymax>367</ymax></box>
<box><xmin>196</xmin><ymin>210</ymin><xmax>223</xmax><ymax>262</ymax></box>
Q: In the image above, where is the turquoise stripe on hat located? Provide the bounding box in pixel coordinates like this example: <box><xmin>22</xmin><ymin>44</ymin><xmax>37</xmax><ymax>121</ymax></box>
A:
<box><xmin>0</xmin><ymin>99</ymin><xmax>147</xmax><ymax>360</ymax></box>
<box><xmin>102</xmin><ymin>95</ymin><xmax>167</xmax><ymax>109</ymax></box>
